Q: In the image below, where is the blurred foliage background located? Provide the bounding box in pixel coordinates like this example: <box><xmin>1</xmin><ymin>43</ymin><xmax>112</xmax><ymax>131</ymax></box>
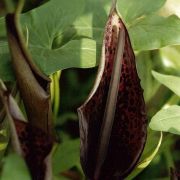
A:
<box><xmin>1</xmin><ymin>0</ymin><xmax>180</xmax><ymax>179</ymax></box>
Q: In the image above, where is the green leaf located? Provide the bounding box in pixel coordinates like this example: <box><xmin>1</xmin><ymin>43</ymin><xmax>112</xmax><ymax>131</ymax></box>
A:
<box><xmin>152</xmin><ymin>70</ymin><xmax>180</xmax><ymax>97</ymax></box>
<box><xmin>56</xmin><ymin>0</ymin><xmax>109</xmax><ymax>68</ymax></box>
<box><xmin>21</xmin><ymin>0</ymin><xmax>85</xmax><ymax>49</ymax></box>
<box><xmin>0</xmin><ymin>42</ymin><xmax>14</xmax><ymax>81</ymax></box>
<box><xmin>0</xmin><ymin>17</ymin><xmax>6</xmax><ymax>37</ymax></box>
<box><xmin>149</xmin><ymin>105</ymin><xmax>180</xmax><ymax>135</ymax></box>
<box><xmin>53</xmin><ymin>139</ymin><xmax>80</xmax><ymax>175</ymax></box>
<box><xmin>129</xmin><ymin>15</ymin><xmax>180</xmax><ymax>50</ymax></box>
<box><xmin>72</xmin><ymin>0</ymin><xmax>166</xmax><ymax>44</ymax></box>
<box><xmin>53</xmin><ymin>175</ymin><xmax>69</xmax><ymax>180</ymax></box>
<box><xmin>30</xmin><ymin>39</ymin><xmax>96</xmax><ymax>75</ymax></box>
<box><xmin>0</xmin><ymin>17</ymin><xmax>13</xmax><ymax>82</ymax></box>
<box><xmin>1</xmin><ymin>153</ymin><xmax>31</xmax><ymax>180</ymax></box>
<box><xmin>117</xmin><ymin>0</ymin><xmax>166</xmax><ymax>24</ymax></box>
<box><xmin>160</xmin><ymin>46</ymin><xmax>180</xmax><ymax>70</ymax></box>
<box><xmin>0</xmin><ymin>0</ymin><xmax>87</xmax><ymax>81</ymax></box>
<box><xmin>136</xmin><ymin>52</ymin><xmax>160</xmax><ymax>102</ymax></box>
<box><xmin>0</xmin><ymin>38</ymin><xmax>96</xmax><ymax>81</ymax></box>
<box><xmin>71</xmin><ymin>0</ymin><xmax>109</xmax><ymax>44</ymax></box>
<box><xmin>71</xmin><ymin>3</ymin><xmax>180</xmax><ymax>52</ymax></box>
<box><xmin>21</xmin><ymin>0</ymin><xmax>89</xmax><ymax>74</ymax></box>
<box><xmin>1</xmin><ymin>0</ymin><xmax>180</xmax><ymax>81</ymax></box>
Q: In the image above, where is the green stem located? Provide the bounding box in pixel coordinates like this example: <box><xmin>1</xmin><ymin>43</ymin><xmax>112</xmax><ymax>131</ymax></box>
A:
<box><xmin>54</xmin><ymin>71</ymin><xmax>61</xmax><ymax>117</ymax></box>
<box><xmin>50</xmin><ymin>74</ymin><xmax>54</xmax><ymax>103</ymax></box>
<box><xmin>15</xmin><ymin>0</ymin><xmax>24</xmax><ymax>15</ymax></box>
<box><xmin>164</xmin><ymin>148</ymin><xmax>175</xmax><ymax>168</ymax></box>
<box><xmin>50</xmin><ymin>71</ymin><xmax>61</xmax><ymax>117</ymax></box>
<box><xmin>162</xmin><ymin>95</ymin><xmax>179</xmax><ymax>169</ymax></box>
<box><xmin>163</xmin><ymin>94</ymin><xmax>180</xmax><ymax>109</ymax></box>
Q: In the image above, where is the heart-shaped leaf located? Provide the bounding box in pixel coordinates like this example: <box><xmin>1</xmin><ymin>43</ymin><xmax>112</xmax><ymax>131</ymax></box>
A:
<box><xmin>129</xmin><ymin>15</ymin><xmax>180</xmax><ymax>50</ymax></box>
<box><xmin>150</xmin><ymin>105</ymin><xmax>180</xmax><ymax>135</ymax></box>
<box><xmin>117</xmin><ymin>0</ymin><xmax>166</xmax><ymax>24</ymax></box>
<box><xmin>0</xmin><ymin>0</ymin><xmax>97</xmax><ymax>82</ymax></box>
<box><xmin>152</xmin><ymin>71</ymin><xmax>180</xmax><ymax>97</ymax></box>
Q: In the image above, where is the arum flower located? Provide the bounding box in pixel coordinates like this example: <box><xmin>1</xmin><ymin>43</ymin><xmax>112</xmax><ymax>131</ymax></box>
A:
<box><xmin>78</xmin><ymin>1</ymin><xmax>147</xmax><ymax>179</ymax></box>
<box><xmin>0</xmin><ymin>80</ymin><xmax>53</xmax><ymax>180</ymax></box>
<box><xmin>0</xmin><ymin>0</ymin><xmax>54</xmax><ymax>179</ymax></box>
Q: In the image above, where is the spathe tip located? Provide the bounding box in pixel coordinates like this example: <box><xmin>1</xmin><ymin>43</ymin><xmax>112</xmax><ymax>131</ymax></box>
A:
<box><xmin>110</xmin><ymin>0</ymin><xmax>117</xmax><ymax>14</ymax></box>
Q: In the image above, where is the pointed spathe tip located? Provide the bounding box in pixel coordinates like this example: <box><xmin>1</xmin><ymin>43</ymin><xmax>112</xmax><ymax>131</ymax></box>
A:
<box><xmin>110</xmin><ymin>0</ymin><xmax>117</xmax><ymax>14</ymax></box>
